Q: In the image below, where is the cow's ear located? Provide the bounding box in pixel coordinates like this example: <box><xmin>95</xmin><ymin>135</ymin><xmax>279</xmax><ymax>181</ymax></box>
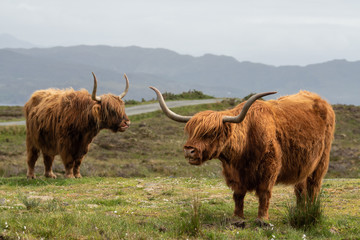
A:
<box><xmin>91</xmin><ymin>105</ymin><xmax>101</xmax><ymax>121</ymax></box>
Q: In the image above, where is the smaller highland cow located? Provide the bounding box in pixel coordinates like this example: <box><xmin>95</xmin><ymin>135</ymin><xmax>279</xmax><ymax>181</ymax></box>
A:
<box><xmin>25</xmin><ymin>73</ymin><xmax>130</xmax><ymax>179</ymax></box>
<box><xmin>150</xmin><ymin>87</ymin><xmax>335</xmax><ymax>226</ymax></box>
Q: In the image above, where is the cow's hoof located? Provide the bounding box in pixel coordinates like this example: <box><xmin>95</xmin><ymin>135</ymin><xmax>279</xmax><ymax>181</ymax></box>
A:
<box><xmin>255</xmin><ymin>218</ymin><xmax>273</xmax><ymax>228</ymax></box>
<box><xmin>65</xmin><ymin>174</ymin><xmax>75</xmax><ymax>178</ymax></box>
<box><xmin>27</xmin><ymin>175</ymin><xmax>35</xmax><ymax>179</ymax></box>
<box><xmin>45</xmin><ymin>172</ymin><xmax>57</xmax><ymax>179</ymax></box>
<box><xmin>231</xmin><ymin>219</ymin><xmax>246</xmax><ymax>229</ymax></box>
<box><xmin>74</xmin><ymin>173</ymin><xmax>82</xmax><ymax>178</ymax></box>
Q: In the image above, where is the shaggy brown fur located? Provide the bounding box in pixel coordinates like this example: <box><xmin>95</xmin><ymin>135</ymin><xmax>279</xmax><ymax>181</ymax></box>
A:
<box><xmin>183</xmin><ymin>91</ymin><xmax>335</xmax><ymax>223</ymax></box>
<box><xmin>24</xmin><ymin>88</ymin><xmax>130</xmax><ymax>179</ymax></box>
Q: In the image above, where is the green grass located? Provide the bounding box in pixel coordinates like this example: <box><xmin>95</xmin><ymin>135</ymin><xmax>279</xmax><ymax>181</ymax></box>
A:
<box><xmin>286</xmin><ymin>192</ymin><xmax>324</xmax><ymax>230</ymax></box>
<box><xmin>0</xmin><ymin>177</ymin><xmax>359</xmax><ymax>239</ymax></box>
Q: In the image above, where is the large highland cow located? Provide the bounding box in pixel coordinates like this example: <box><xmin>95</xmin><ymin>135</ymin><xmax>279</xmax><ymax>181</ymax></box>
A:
<box><xmin>150</xmin><ymin>87</ymin><xmax>335</xmax><ymax>225</ymax></box>
<box><xmin>25</xmin><ymin>73</ymin><xmax>130</xmax><ymax>179</ymax></box>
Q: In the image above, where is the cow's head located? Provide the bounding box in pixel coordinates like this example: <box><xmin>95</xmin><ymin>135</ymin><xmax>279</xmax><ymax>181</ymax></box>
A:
<box><xmin>91</xmin><ymin>72</ymin><xmax>130</xmax><ymax>132</ymax></box>
<box><xmin>150</xmin><ymin>87</ymin><xmax>276</xmax><ymax>165</ymax></box>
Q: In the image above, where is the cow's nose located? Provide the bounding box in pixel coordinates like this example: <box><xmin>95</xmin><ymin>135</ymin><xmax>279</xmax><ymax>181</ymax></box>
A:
<box><xmin>125</xmin><ymin>120</ymin><xmax>131</xmax><ymax>126</ymax></box>
<box><xmin>184</xmin><ymin>146</ymin><xmax>196</xmax><ymax>158</ymax></box>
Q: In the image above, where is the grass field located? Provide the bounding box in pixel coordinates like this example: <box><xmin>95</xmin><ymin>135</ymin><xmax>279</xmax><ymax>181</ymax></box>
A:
<box><xmin>0</xmin><ymin>177</ymin><xmax>359</xmax><ymax>239</ymax></box>
<box><xmin>0</xmin><ymin>101</ymin><xmax>360</xmax><ymax>239</ymax></box>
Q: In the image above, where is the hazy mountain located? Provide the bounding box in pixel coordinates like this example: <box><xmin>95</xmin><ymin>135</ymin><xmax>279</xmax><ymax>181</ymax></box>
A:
<box><xmin>0</xmin><ymin>45</ymin><xmax>359</xmax><ymax>105</ymax></box>
<box><xmin>0</xmin><ymin>34</ymin><xmax>37</xmax><ymax>49</ymax></box>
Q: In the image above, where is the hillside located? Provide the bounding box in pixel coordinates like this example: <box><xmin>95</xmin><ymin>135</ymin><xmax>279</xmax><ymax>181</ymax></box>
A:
<box><xmin>1</xmin><ymin>45</ymin><xmax>360</xmax><ymax>105</ymax></box>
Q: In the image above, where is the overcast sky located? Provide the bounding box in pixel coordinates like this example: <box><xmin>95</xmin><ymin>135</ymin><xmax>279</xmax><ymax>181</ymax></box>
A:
<box><xmin>1</xmin><ymin>0</ymin><xmax>360</xmax><ymax>66</ymax></box>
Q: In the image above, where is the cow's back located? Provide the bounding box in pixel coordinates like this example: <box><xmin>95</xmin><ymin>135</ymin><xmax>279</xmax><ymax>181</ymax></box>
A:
<box><xmin>271</xmin><ymin>91</ymin><xmax>335</xmax><ymax>184</ymax></box>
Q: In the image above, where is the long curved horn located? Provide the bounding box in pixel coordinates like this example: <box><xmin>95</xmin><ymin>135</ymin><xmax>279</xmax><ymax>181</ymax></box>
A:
<box><xmin>119</xmin><ymin>74</ymin><xmax>129</xmax><ymax>99</ymax></box>
<box><xmin>91</xmin><ymin>72</ymin><xmax>101</xmax><ymax>102</ymax></box>
<box><xmin>222</xmin><ymin>91</ymin><xmax>277</xmax><ymax>123</ymax></box>
<box><xmin>149</xmin><ymin>87</ymin><xmax>192</xmax><ymax>123</ymax></box>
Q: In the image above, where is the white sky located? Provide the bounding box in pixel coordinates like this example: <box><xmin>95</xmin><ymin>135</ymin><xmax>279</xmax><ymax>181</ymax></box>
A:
<box><xmin>1</xmin><ymin>0</ymin><xmax>360</xmax><ymax>66</ymax></box>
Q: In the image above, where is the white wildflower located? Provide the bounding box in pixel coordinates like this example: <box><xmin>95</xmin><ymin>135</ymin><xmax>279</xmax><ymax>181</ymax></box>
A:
<box><xmin>24</xmin><ymin>226</ymin><xmax>26</xmax><ymax>230</ymax></box>
<box><xmin>114</xmin><ymin>210</ymin><xmax>117</xmax><ymax>214</ymax></box>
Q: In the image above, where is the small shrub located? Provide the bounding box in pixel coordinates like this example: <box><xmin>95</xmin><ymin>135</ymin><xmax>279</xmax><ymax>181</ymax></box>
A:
<box><xmin>242</xmin><ymin>93</ymin><xmax>257</xmax><ymax>101</ymax></box>
<box><xmin>221</xmin><ymin>98</ymin><xmax>241</xmax><ymax>106</ymax></box>
<box><xmin>18</xmin><ymin>194</ymin><xmax>41</xmax><ymax>210</ymax></box>
<box><xmin>286</xmin><ymin>193</ymin><xmax>324</xmax><ymax>230</ymax></box>
<box><xmin>162</xmin><ymin>90</ymin><xmax>214</xmax><ymax>100</ymax></box>
<box><xmin>124</xmin><ymin>99</ymin><xmax>140</xmax><ymax>105</ymax></box>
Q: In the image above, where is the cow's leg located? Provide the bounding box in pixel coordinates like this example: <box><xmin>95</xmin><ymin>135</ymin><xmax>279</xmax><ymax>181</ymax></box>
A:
<box><xmin>233</xmin><ymin>189</ymin><xmax>247</xmax><ymax>219</ymax></box>
<box><xmin>60</xmin><ymin>153</ymin><xmax>75</xmax><ymax>178</ymax></box>
<box><xmin>231</xmin><ymin>189</ymin><xmax>247</xmax><ymax>228</ymax></box>
<box><xmin>294</xmin><ymin>181</ymin><xmax>307</xmax><ymax>206</ymax></box>
<box><xmin>306</xmin><ymin>150</ymin><xmax>330</xmax><ymax>202</ymax></box>
<box><xmin>26</xmin><ymin>146</ymin><xmax>40</xmax><ymax>179</ymax></box>
<box><xmin>73</xmin><ymin>156</ymin><xmax>84</xmax><ymax>178</ymax></box>
<box><xmin>43</xmin><ymin>153</ymin><xmax>57</xmax><ymax>179</ymax></box>
<box><xmin>64</xmin><ymin>161</ymin><xmax>75</xmax><ymax>178</ymax></box>
<box><xmin>255</xmin><ymin>172</ymin><xmax>277</xmax><ymax>226</ymax></box>
<box><xmin>256</xmin><ymin>188</ymin><xmax>272</xmax><ymax>221</ymax></box>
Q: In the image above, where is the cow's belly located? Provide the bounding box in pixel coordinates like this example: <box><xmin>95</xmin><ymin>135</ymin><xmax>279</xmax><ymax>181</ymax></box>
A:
<box><xmin>276</xmin><ymin>144</ymin><xmax>324</xmax><ymax>184</ymax></box>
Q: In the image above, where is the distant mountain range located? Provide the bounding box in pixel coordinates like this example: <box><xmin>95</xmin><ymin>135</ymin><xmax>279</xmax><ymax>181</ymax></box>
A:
<box><xmin>0</xmin><ymin>33</ymin><xmax>37</xmax><ymax>49</ymax></box>
<box><xmin>0</xmin><ymin>43</ymin><xmax>359</xmax><ymax>105</ymax></box>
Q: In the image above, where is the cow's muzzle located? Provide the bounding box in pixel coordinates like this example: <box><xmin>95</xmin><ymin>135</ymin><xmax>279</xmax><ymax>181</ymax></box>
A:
<box><xmin>120</xmin><ymin>120</ymin><xmax>131</xmax><ymax>132</ymax></box>
<box><xmin>184</xmin><ymin>146</ymin><xmax>201</xmax><ymax>165</ymax></box>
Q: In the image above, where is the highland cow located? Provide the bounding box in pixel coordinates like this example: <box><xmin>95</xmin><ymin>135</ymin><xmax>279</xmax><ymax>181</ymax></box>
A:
<box><xmin>150</xmin><ymin>87</ymin><xmax>335</xmax><ymax>226</ymax></box>
<box><xmin>25</xmin><ymin>73</ymin><xmax>130</xmax><ymax>179</ymax></box>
